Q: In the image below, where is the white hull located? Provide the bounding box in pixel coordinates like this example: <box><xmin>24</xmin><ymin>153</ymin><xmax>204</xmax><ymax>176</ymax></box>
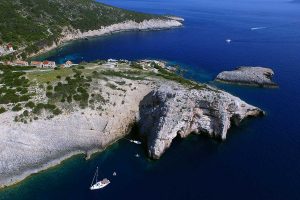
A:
<box><xmin>130</xmin><ymin>140</ymin><xmax>142</xmax><ymax>144</ymax></box>
<box><xmin>90</xmin><ymin>180</ymin><xmax>110</xmax><ymax>190</ymax></box>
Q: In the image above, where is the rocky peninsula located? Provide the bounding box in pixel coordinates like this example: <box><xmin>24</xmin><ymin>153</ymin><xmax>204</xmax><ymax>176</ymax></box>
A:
<box><xmin>0</xmin><ymin>60</ymin><xmax>263</xmax><ymax>188</ymax></box>
<box><xmin>0</xmin><ymin>0</ymin><xmax>183</xmax><ymax>59</ymax></box>
<box><xmin>215</xmin><ymin>66</ymin><xmax>278</xmax><ymax>87</ymax></box>
<box><xmin>33</xmin><ymin>19</ymin><xmax>183</xmax><ymax>57</ymax></box>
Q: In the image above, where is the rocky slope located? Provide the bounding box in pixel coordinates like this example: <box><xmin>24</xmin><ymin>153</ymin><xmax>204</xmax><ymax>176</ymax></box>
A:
<box><xmin>0</xmin><ymin>75</ymin><xmax>155</xmax><ymax>188</ymax></box>
<box><xmin>215</xmin><ymin>66</ymin><xmax>278</xmax><ymax>87</ymax></box>
<box><xmin>139</xmin><ymin>85</ymin><xmax>264</xmax><ymax>159</ymax></box>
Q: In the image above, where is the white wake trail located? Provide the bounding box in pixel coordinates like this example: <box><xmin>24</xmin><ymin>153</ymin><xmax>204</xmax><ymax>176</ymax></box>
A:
<box><xmin>250</xmin><ymin>27</ymin><xmax>267</xmax><ymax>31</ymax></box>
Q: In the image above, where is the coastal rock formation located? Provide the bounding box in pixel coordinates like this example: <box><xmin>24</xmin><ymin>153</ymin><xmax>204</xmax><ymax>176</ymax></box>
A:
<box><xmin>139</xmin><ymin>85</ymin><xmax>264</xmax><ymax>159</ymax></box>
<box><xmin>67</xmin><ymin>19</ymin><xmax>183</xmax><ymax>39</ymax></box>
<box><xmin>215</xmin><ymin>67</ymin><xmax>278</xmax><ymax>87</ymax></box>
<box><xmin>0</xmin><ymin>61</ymin><xmax>264</xmax><ymax>188</ymax></box>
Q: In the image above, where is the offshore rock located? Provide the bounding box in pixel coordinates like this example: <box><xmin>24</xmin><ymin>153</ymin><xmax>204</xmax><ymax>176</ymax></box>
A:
<box><xmin>215</xmin><ymin>66</ymin><xmax>278</xmax><ymax>87</ymax></box>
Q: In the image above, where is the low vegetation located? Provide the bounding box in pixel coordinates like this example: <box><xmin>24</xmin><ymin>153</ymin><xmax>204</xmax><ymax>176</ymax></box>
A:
<box><xmin>0</xmin><ymin>61</ymin><xmax>207</xmax><ymax>124</ymax></box>
<box><xmin>45</xmin><ymin>69</ymin><xmax>92</xmax><ymax>109</ymax></box>
<box><xmin>0</xmin><ymin>65</ymin><xmax>32</xmax><ymax>104</ymax></box>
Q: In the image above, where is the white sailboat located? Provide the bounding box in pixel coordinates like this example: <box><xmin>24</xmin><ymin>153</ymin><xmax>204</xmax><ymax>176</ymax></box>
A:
<box><xmin>90</xmin><ymin>167</ymin><xmax>110</xmax><ymax>190</ymax></box>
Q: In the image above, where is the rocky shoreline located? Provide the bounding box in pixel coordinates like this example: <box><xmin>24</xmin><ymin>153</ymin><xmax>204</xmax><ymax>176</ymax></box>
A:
<box><xmin>0</xmin><ymin>61</ymin><xmax>263</xmax><ymax>188</ymax></box>
<box><xmin>30</xmin><ymin>19</ymin><xmax>183</xmax><ymax>58</ymax></box>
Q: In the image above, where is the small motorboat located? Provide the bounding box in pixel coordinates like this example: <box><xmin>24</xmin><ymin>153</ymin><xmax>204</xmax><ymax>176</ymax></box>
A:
<box><xmin>124</xmin><ymin>138</ymin><xmax>142</xmax><ymax>145</ymax></box>
<box><xmin>129</xmin><ymin>139</ymin><xmax>142</xmax><ymax>145</ymax></box>
<box><xmin>226</xmin><ymin>39</ymin><xmax>232</xmax><ymax>44</ymax></box>
<box><xmin>90</xmin><ymin>167</ymin><xmax>110</xmax><ymax>190</ymax></box>
<box><xmin>113</xmin><ymin>172</ymin><xmax>117</xmax><ymax>176</ymax></box>
<box><xmin>135</xmin><ymin>153</ymin><xmax>140</xmax><ymax>158</ymax></box>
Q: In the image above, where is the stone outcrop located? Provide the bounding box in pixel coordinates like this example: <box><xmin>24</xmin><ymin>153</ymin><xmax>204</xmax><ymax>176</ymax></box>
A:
<box><xmin>138</xmin><ymin>85</ymin><xmax>264</xmax><ymax>159</ymax></box>
<box><xmin>215</xmin><ymin>66</ymin><xmax>278</xmax><ymax>87</ymax></box>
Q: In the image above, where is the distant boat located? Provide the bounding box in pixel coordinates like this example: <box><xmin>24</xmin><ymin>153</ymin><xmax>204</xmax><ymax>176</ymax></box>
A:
<box><xmin>90</xmin><ymin>167</ymin><xmax>110</xmax><ymax>190</ymax></box>
<box><xmin>130</xmin><ymin>139</ymin><xmax>142</xmax><ymax>145</ymax></box>
<box><xmin>226</xmin><ymin>39</ymin><xmax>232</xmax><ymax>44</ymax></box>
<box><xmin>113</xmin><ymin>172</ymin><xmax>117</xmax><ymax>176</ymax></box>
<box><xmin>250</xmin><ymin>27</ymin><xmax>267</xmax><ymax>31</ymax></box>
<box><xmin>135</xmin><ymin>153</ymin><xmax>140</xmax><ymax>158</ymax></box>
<box><xmin>124</xmin><ymin>138</ymin><xmax>142</xmax><ymax>145</ymax></box>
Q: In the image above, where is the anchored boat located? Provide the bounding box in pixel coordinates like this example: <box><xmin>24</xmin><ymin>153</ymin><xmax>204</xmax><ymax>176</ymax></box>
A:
<box><xmin>90</xmin><ymin>167</ymin><xmax>110</xmax><ymax>190</ymax></box>
<box><xmin>124</xmin><ymin>138</ymin><xmax>142</xmax><ymax>144</ymax></box>
<box><xmin>130</xmin><ymin>139</ymin><xmax>142</xmax><ymax>145</ymax></box>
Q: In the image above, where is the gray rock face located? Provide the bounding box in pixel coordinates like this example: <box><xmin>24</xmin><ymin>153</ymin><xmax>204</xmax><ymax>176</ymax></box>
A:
<box><xmin>139</xmin><ymin>85</ymin><xmax>264</xmax><ymax>159</ymax></box>
<box><xmin>215</xmin><ymin>67</ymin><xmax>277</xmax><ymax>87</ymax></box>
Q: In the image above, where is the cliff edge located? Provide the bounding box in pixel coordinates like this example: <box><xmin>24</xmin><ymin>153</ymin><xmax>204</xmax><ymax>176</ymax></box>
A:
<box><xmin>139</xmin><ymin>85</ymin><xmax>264</xmax><ymax>159</ymax></box>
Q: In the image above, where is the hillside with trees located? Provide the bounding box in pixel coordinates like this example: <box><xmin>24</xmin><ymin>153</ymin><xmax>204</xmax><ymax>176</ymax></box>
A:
<box><xmin>0</xmin><ymin>0</ymin><xmax>163</xmax><ymax>58</ymax></box>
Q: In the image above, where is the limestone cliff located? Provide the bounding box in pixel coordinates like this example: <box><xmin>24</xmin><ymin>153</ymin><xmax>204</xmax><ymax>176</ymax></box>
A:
<box><xmin>139</xmin><ymin>85</ymin><xmax>264</xmax><ymax>159</ymax></box>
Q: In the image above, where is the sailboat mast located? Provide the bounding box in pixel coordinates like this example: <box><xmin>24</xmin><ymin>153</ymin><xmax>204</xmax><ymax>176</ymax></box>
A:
<box><xmin>90</xmin><ymin>167</ymin><xmax>98</xmax><ymax>187</ymax></box>
<box><xmin>96</xmin><ymin>167</ymin><xmax>98</xmax><ymax>182</ymax></box>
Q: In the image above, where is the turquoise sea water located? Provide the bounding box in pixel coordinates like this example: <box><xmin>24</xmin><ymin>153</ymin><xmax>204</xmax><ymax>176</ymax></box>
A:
<box><xmin>1</xmin><ymin>0</ymin><xmax>300</xmax><ymax>199</ymax></box>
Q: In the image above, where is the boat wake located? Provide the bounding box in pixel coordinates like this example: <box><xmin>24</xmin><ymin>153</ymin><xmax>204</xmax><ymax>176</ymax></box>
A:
<box><xmin>250</xmin><ymin>27</ymin><xmax>267</xmax><ymax>31</ymax></box>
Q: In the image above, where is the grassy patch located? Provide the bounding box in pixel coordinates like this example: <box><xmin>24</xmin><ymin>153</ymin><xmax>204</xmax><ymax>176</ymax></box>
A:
<box><xmin>100</xmin><ymin>70</ymin><xmax>145</xmax><ymax>80</ymax></box>
<box><xmin>26</xmin><ymin>68</ymin><xmax>74</xmax><ymax>83</ymax></box>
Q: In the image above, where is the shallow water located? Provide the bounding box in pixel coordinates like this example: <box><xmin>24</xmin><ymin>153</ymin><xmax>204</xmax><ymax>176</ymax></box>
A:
<box><xmin>1</xmin><ymin>0</ymin><xmax>300</xmax><ymax>199</ymax></box>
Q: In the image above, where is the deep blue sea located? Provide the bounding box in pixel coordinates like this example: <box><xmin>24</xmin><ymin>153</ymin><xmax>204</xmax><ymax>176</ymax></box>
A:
<box><xmin>1</xmin><ymin>0</ymin><xmax>300</xmax><ymax>199</ymax></box>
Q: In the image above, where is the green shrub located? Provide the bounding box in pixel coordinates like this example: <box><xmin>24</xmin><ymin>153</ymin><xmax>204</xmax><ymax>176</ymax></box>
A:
<box><xmin>47</xmin><ymin>85</ymin><xmax>53</xmax><ymax>90</ymax></box>
<box><xmin>12</xmin><ymin>104</ymin><xmax>22</xmax><ymax>111</ymax></box>
<box><xmin>46</xmin><ymin>91</ymin><xmax>53</xmax><ymax>98</ymax></box>
<box><xmin>67</xmin><ymin>95</ymin><xmax>72</xmax><ymax>103</ymax></box>
<box><xmin>23</xmin><ymin>110</ymin><xmax>29</xmax><ymax>116</ymax></box>
<box><xmin>131</xmin><ymin>62</ymin><xmax>143</xmax><ymax>70</ymax></box>
<box><xmin>25</xmin><ymin>101</ymin><xmax>35</xmax><ymax>108</ymax></box>
<box><xmin>53</xmin><ymin>108</ymin><xmax>62</xmax><ymax>115</ymax></box>
<box><xmin>0</xmin><ymin>107</ymin><xmax>6</xmax><ymax>114</ymax></box>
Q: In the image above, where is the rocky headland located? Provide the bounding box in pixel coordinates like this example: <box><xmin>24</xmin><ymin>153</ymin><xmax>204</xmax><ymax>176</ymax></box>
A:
<box><xmin>0</xmin><ymin>60</ymin><xmax>263</xmax><ymax>188</ymax></box>
<box><xmin>215</xmin><ymin>66</ymin><xmax>278</xmax><ymax>87</ymax></box>
<box><xmin>139</xmin><ymin>85</ymin><xmax>263</xmax><ymax>159</ymax></box>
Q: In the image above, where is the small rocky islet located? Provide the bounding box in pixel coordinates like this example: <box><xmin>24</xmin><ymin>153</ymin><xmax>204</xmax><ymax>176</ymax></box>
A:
<box><xmin>215</xmin><ymin>66</ymin><xmax>278</xmax><ymax>87</ymax></box>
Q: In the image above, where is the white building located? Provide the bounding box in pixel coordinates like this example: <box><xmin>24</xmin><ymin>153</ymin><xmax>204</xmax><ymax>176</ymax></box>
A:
<box><xmin>108</xmin><ymin>59</ymin><xmax>118</xmax><ymax>63</ymax></box>
<box><xmin>30</xmin><ymin>61</ymin><xmax>43</xmax><ymax>68</ymax></box>
<box><xmin>0</xmin><ymin>46</ymin><xmax>4</xmax><ymax>56</ymax></box>
<box><xmin>42</xmin><ymin>61</ymin><xmax>56</xmax><ymax>68</ymax></box>
<box><xmin>62</xmin><ymin>60</ymin><xmax>73</xmax><ymax>68</ymax></box>
<box><xmin>14</xmin><ymin>60</ymin><xmax>29</xmax><ymax>66</ymax></box>
<box><xmin>6</xmin><ymin>44</ymin><xmax>14</xmax><ymax>52</ymax></box>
